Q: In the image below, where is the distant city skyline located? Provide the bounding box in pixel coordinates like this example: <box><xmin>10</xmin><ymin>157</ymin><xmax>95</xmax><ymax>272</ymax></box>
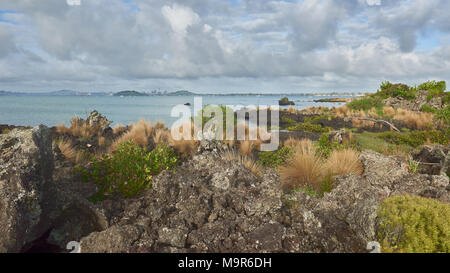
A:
<box><xmin>0</xmin><ymin>0</ymin><xmax>449</xmax><ymax>93</ymax></box>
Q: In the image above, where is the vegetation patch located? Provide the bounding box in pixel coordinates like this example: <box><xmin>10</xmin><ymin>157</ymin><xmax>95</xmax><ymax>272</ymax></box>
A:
<box><xmin>77</xmin><ymin>141</ymin><xmax>178</xmax><ymax>201</ymax></box>
<box><xmin>420</xmin><ymin>104</ymin><xmax>438</xmax><ymax>113</ymax></box>
<box><xmin>375</xmin><ymin>81</ymin><xmax>417</xmax><ymax>100</ymax></box>
<box><xmin>379</xmin><ymin>130</ymin><xmax>450</xmax><ymax>147</ymax></box>
<box><xmin>435</xmin><ymin>105</ymin><xmax>450</xmax><ymax>127</ymax></box>
<box><xmin>287</xmin><ymin>122</ymin><xmax>331</xmax><ymax>133</ymax></box>
<box><xmin>377</xmin><ymin>195</ymin><xmax>450</xmax><ymax>253</ymax></box>
<box><xmin>258</xmin><ymin>146</ymin><xmax>293</xmax><ymax>169</ymax></box>
<box><xmin>417</xmin><ymin>80</ymin><xmax>446</xmax><ymax>102</ymax></box>
<box><xmin>348</xmin><ymin>96</ymin><xmax>385</xmax><ymax>111</ymax></box>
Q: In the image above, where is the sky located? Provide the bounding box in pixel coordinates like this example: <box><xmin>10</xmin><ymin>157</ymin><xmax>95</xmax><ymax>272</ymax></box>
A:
<box><xmin>0</xmin><ymin>0</ymin><xmax>449</xmax><ymax>94</ymax></box>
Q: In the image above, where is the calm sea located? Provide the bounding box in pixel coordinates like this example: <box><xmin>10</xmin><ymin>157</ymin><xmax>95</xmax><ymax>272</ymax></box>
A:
<box><xmin>0</xmin><ymin>95</ymin><xmax>351</xmax><ymax>127</ymax></box>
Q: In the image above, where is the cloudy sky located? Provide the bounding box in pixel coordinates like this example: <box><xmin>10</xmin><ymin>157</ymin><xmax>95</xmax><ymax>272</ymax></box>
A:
<box><xmin>0</xmin><ymin>0</ymin><xmax>449</xmax><ymax>93</ymax></box>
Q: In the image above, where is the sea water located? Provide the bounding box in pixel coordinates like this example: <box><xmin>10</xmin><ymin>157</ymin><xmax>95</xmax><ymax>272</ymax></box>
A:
<box><xmin>0</xmin><ymin>95</ymin><xmax>351</xmax><ymax>127</ymax></box>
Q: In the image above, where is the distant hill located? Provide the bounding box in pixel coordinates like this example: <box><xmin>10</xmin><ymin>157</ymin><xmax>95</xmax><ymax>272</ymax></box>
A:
<box><xmin>167</xmin><ymin>90</ymin><xmax>197</xmax><ymax>96</ymax></box>
<box><xmin>114</xmin><ymin>90</ymin><xmax>148</xmax><ymax>97</ymax></box>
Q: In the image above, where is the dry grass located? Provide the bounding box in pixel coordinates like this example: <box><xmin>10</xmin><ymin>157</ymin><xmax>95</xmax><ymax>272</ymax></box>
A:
<box><xmin>170</xmin><ymin>139</ymin><xmax>198</xmax><ymax>158</ymax></box>
<box><xmin>382</xmin><ymin>106</ymin><xmax>396</xmax><ymax>116</ymax></box>
<box><xmin>323</xmin><ymin>149</ymin><xmax>363</xmax><ymax>177</ymax></box>
<box><xmin>279</xmin><ymin>139</ymin><xmax>363</xmax><ymax>192</ymax></box>
<box><xmin>110</xmin><ymin>119</ymin><xmax>153</xmax><ymax>152</ymax></box>
<box><xmin>284</xmin><ymin>138</ymin><xmax>314</xmax><ymax>154</ymax></box>
<box><xmin>56</xmin><ymin>138</ymin><xmax>85</xmax><ymax>165</ymax></box>
<box><xmin>98</xmin><ymin>134</ymin><xmax>106</xmax><ymax>147</ymax></box>
<box><xmin>352</xmin><ymin>118</ymin><xmax>376</xmax><ymax>128</ymax></box>
<box><xmin>279</xmin><ymin>147</ymin><xmax>323</xmax><ymax>192</ymax></box>
<box><xmin>113</xmin><ymin>124</ymin><xmax>127</xmax><ymax>135</ymax></box>
<box><xmin>55</xmin><ymin>123</ymin><xmax>72</xmax><ymax>134</ymax></box>
<box><xmin>393</xmin><ymin>109</ymin><xmax>434</xmax><ymax>130</ymax></box>
<box><xmin>153</xmin><ymin>128</ymin><xmax>172</xmax><ymax>144</ymax></box>
<box><xmin>223</xmin><ymin>149</ymin><xmax>263</xmax><ymax>177</ymax></box>
<box><xmin>238</xmin><ymin>139</ymin><xmax>261</xmax><ymax>156</ymax></box>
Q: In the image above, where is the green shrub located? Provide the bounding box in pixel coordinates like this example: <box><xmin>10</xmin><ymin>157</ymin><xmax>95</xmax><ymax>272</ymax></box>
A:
<box><xmin>376</xmin><ymin>81</ymin><xmax>417</xmax><ymax>100</ymax></box>
<box><xmin>379</xmin><ymin>130</ymin><xmax>449</xmax><ymax>147</ymax></box>
<box><xmin>435</xmin><ymin>105</ymin><xmax>450</xmax><ymax>126</ymax></box>
<box><xmin>418</xmin><ymin>81</ymin><xmax>446</xmax><ymax>101</ymax></box>
<box><xmin>348</xmin><ymin>96</ymin><xmax>384</xmax><ymax>111</ymax></box>
<box><xmin>443</xmin><ymin>92</ymin><xmax>450</xmax><ymax>105</ymax></box>
<box><xmin>377</xmin><ymin>195</ymin><xmax>450</xmax><ymax>253</ymax></box>
<box><xmin>287</xmin><ymin>122</ymin><xmax>331</xmax><ymax>133</ymax></box>
<box><xmin>258</xmin><ymin>146</ymin><xmax>293</xmax><ymax>168</ymax></box>
<box><xmin>1</xmin><ymin>128</ymin><xmax>11</xmax><ymax>135</ymax></box>
<box><xmin>281</xmin><ymin>116</ymin><xmax>296</xmax><ymax>126</ymax></box>
<box><xmin>78</xmin><ymin>142</ymin><xmax>178</xmax><ymax>200</ymax></box>
<box><xmin>420</xmin><ymin>104</ymin><xmax>438</xmax><ymax>113</ymax></box>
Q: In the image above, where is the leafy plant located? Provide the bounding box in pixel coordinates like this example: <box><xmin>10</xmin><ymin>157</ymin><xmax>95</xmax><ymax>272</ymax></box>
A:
<box><xmin>408</xmin><ymin>160</ymin><xmax>419</xmax><ymax>174</ymax></box>
<box><xmin>258</xmin><ymin>146</ymin><xmax>293</xmax><ymax>168</ymax></box>
<box><xmin>348</xmin><ymin>96</ymin><xmax>385</xmax><ymax>111</ymax></box>
<box><xmin>435</xmin><ymin>105</ymin><xmax>450</xmax><ymax>126</ymax></box>
<box><xmin>379</xmin><ymin>130</ymin><xmax>449</xmax><ymax>147</ymax></box>
<box><xmin>77</xmin><ymin>141</ymin><xmax>178</xmax><ymax>200</ymax></box>
<box><xmin>375</xmin><ymin>81</ymin><xmax>417</xmax><ymax>100</ymax></box>
<box><xmin>420</xmin><ymin>104</ymin><xmax>438</xmax><ymax>113</ymax></box>
<box><xmin>377</xmin><ymin>195</ymin><xmax>450</xmax><ymax>253</ymax></box>
<box><xmin>287</xmin><ymin>122</ymin><xmax>331</xmax><ymax>133</ymax></box>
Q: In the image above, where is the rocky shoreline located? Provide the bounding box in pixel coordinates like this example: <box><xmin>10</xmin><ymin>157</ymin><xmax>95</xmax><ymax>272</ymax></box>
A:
<box><xmin>0</xmin><ymin>118</ymin><xmax>448</xmax><ymax>253</ymax></box>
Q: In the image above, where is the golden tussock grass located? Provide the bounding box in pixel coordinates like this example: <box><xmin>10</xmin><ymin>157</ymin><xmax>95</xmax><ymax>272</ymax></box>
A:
<box><xmin>112</xmin><ymin>124</ymin><xmax>127</xmax><ymax>135</ymax></box>
<box><xmin>55</xmin><ymin>123</ymin><xmax>72</xmax><ymax>134</ymax></box>
<box><xmin>170</xmin><ymin>139</ymin><xmax>198</xmax><ymax>158</ymax></box>
<box><xmin>382</xmin><ymin>106</ymin><xmax>396</xmax><ymax>116</ymax></box>
<box><xmin>283</xmin><ymin>138</ymin><xmax>314</xmax><ymax>154</ymax></box>
<box><xmin>98</xmin><ymin>134</ymin><xmax>106</xmax><ymax>147</ymax></box>
<box><xmin>153</xmin><ymin>128</ymin><xmax>173</xmax><ymax>144</ymax></box>
<box><xmin>279</xmin><ymin>141</ymin><xmax>362</xmax><ymax>192</ymax></box>
<box><xmin>352</xmin><ymin>118</ymin><xmax>375</xmax><ymax>128</ymax></box>
<box><xmin>110</xmin><ymin>119</ymin><xmax>153</xmax><ymax>152</ymax></box>
<box><xmin>238</xmin><ymin>139</ymin><xmax>261</xmax><ymax>156</ymax></box>
<box><xmin>223</xmin><ymin>149</ymin><xmax>263</xmax><ymax>178</ymax></box>
<box><xmin>56</xmin><ymin>138</ymin><xmax>86</xmax><ymax>165</ymax></box>
<box><xmin>393</xmin><ymin>109</ymin><xmax>434</xmax><ymax>130</ymax></box>
<box><xmin>323</xmin><ymin>149</ymin><xmax>363</xmax><ymax>177</ymax></box>
<box><xmin>279</xmin><ymin>148</ymin><xmax>323</xmax><ymax>192</ymax></box>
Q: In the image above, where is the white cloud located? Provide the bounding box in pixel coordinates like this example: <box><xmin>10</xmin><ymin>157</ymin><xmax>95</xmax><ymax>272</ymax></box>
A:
<box><xmin>0</xmin><ymin>0</ymin><xmax>448</xmax><ymax>92</ymax></box>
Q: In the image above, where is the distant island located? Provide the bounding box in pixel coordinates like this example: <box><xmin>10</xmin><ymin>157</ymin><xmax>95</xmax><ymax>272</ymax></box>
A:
<box><xmin>114</xmin><ymin>90</ymin><xmax>148</xmax><ymax>97</ymax></box>
<box><xmin>0</xmin><ymin>89</ymin><xmax>365</xmax><ymax>97</ymax></box>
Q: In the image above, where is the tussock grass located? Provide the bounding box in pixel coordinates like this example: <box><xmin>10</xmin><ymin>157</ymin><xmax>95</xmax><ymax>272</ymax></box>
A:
<box><xmin>279</xmin><ymin>146</ymin><xmax>323</xmax><ymax>192</ymax></box>
<box><xmin>112</xmin><ymin>124</ymin><xmax>127</xmax><ymax>135</ymax></box>
<box><xmin>323</xmin><ymin>149</ymin><xmax>363</xmax><ymax>177</ymax></box>
<box><xmin>110</xmin><ymin>119</ymin><xmax>153</xmax><ymax>152</ymax></box>
<box><xmin>223</xmin><ymin>149</ymin><xmax>263</xmax><ymax>178</ymax></box>
<box><xmin>393</xmin><ymin>109</ymin><xmax>434</xmax><ymax>130</ymax></box>
<box><xmin>279</xmin><ymin>138</ymin><xmax>363</xmax><ymax>193</ymax></box>
<box><xmin>56</xmin><ymin>138</ymin><xmax>86</xmax><ymax>165</ymax></box>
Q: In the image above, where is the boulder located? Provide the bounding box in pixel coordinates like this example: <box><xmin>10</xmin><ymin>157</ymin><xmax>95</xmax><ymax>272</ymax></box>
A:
<box><xmin>279</xmin><ymin>97</ymin><xmax>295</xmax><ymax>106</ymax></box>
<box><xmin>0</xmin><ymin>126</ymin><xmax>53</xmax><ymax>252</ymax></box>
<box><xmin>0</xmin><ymin>126</ymin><xmax>107</xmax><ymax>253</ymax></box>
<box><xmin>79</xmin><ymin>149</ymin><xmax>449</xmax><ymax>253</ymax></box>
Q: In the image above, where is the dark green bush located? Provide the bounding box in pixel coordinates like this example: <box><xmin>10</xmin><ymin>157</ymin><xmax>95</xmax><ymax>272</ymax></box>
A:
<box><xmin>377</xmin><ymin>195</ymin><xmax>450</xmax><ymax>253</ymax></box>
<box><xmin>287</xmin><ymin>122</ymin><xmax>331</xmax><ymax>133</ymax></box>
<box><xmin>348</xmin><ymin>96</ymin><xmax>384</xmax><ymax>111</ymax></box>
<box><xmin>435</xmin><ymin>106</ymin><xmax>450</xmax><ymax>126</ymax></box>
<box><xmin>258</xmin><ymin>146</ymin><xmax>293</xmax><ymax>168</ymax></box>
<box><xmin>420</xmin><ymin>104</ymin><xmax>438</xmax><ymax>113</ymax></box>
<box><xmin>376</xmin><ymin>81</ymin><xmax>417</xmax><ymax>100</ymax></box>
<box><xmin>78</xmin><ymin>141</ymin><xmax>178</xmax><ymax>200</ymax></box>
<box><xmin>443</xmin><ymin>92</ymin><xmax>450</xmax><ymax>105</ymax></box>
<box><xmin>379</xmin><ymin>130</ymin><xmax>449</xmax><ymax>147</ymax></box>
<box><xmin>418</xmin><ymin>81</ymin><xmax>446</xmax><ymax>101</ymax></box>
